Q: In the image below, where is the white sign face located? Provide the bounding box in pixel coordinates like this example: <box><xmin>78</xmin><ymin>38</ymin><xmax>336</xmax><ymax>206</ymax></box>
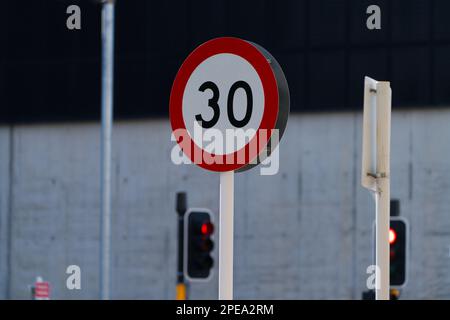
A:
<box><xmin>182</xmin><ymin>53</ymin><xmax>265</xmax><ymax>155</ymax></box>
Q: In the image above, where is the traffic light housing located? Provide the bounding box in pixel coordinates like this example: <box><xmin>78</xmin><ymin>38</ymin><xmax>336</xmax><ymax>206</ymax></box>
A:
<box><xmin>185</xmin><ymin>209</ymin><xmax>214</xmax><ymax>280</ymax></box>
<box><xmin>390</xmin><ymin>217</ymin><xmax>407</xmax><ymax>287</ymax></box>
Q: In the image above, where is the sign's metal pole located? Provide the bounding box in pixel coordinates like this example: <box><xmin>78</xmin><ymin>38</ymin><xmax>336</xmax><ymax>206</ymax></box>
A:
<box><xmin>374</xmin><ymin>82</ymin><xmax>391</xmax><ymax>300</ymax></box>
<box><xmin>100</xmin><ymin>0</ymin><xmax>115</xmax><ymax>301</ymax></box>
<box><xmin>219</xmin><ymin>171</ymin><xmax>234</xmax><ymax>300</ymax></box>
<box><xmin>375</xmin><ymin>178</ymin><xmax>390</xmax><ymax>299</ymax></box>
<box><xmin>362</xmin><ymin>77</ymin><xmax>391</xmax><ymax>300</ymax></box>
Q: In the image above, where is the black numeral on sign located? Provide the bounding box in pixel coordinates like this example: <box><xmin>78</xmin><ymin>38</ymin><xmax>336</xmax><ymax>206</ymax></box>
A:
<box><xmin>227</xmin><ymin>81</ymin><xmax>253</xmax><ymax>128</ymax></box>
<box><xmin>196</xmin><ymin>81</ymin><xmax>253</xmax><ymax>128</ymax></box>
<box><xmin>196</xmin><ymin>81</ymin><xmax>220</xmax><ymax>129</ymax></box>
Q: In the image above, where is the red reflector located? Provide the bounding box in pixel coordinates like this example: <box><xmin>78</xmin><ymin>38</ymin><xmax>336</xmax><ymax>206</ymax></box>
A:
<box><xmin>201</xmin><ymin>222</ymin><xmax>214</xmax><ymax>235</ymax></box>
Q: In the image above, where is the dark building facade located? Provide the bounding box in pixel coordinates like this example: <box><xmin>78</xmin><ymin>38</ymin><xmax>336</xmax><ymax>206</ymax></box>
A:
<box><xmin>0</xmin><ymin>0</ymin><xmax>449</xmax><ymax>123</ymax></box>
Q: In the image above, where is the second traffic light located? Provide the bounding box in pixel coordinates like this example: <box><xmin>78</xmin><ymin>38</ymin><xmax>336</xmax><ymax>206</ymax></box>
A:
<box><xmin>185</xmin><ymin>209</ymin><xmax>214</xmax><ymax>280</ymax></box>
<box><xmin>390</xmin><ymin>217</ymin><xmax>407</xmax><ymax>287</ymax></box>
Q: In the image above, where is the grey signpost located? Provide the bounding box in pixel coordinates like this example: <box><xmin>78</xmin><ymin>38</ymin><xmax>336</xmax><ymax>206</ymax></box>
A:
<box><xmin>99</xmin><ymin>0</ymin><xmax>115</xmax><ymax>300</ymax></box>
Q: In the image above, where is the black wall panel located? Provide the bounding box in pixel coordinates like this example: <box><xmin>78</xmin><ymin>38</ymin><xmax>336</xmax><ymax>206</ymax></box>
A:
<box><xmin>434</xmin><ymin>46</ymin><xmax>450</xmax><ymax>106</ymax></box>
<box><xmin>391</xmin><ymin>0</ymin><xmax>430</xmax><ymax>44</ymax></box>
<box><xmin>392</xmin><ymin>47</ymin><xmax>431</xmax><ymax>106</ymax></box>
<box><xmin>0</xmin><ymin>0</ymin><xmax>449</xmax><ymax>123</ymax></box>
<box><xmin>434</xmin><ymin>0</ymin><xmax>450</xmax><ymax>41</ymax></box>
<box><xmin>269</xmin><ymin>0</ymin><xmax>306</xmax><ymax>50</ymax></box>
<box><xmin>309</xmin><ymin>0</ymin><xmax>347</xmax><ymax>47</ymax></box>
<box><xmin>189</xmin><ymin>0</ymin><xmax>228</xmax><ymax>48</ymax></box>
<box><xmin>309</xmin><ymin>50</ymin><xmax>346</xmax><ymax>109</ymax></box>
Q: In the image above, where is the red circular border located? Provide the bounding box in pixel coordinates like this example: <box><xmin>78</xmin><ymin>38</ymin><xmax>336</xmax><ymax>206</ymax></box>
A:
<box><xmin>169</xmin><ymin>37</ymin><xmax>279</xmax><ymax>172</ymax></box>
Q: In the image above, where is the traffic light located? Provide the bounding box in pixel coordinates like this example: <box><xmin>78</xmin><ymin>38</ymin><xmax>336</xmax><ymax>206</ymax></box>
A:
<box><xmin>390</xmin><ymin>217</ymin><xmax>407</xmax><ymax>287</ymax></box>
<box><xmin>185</xmin><ymin>210</ymin><xmax>214</xmax><ymax>280</ymax></box>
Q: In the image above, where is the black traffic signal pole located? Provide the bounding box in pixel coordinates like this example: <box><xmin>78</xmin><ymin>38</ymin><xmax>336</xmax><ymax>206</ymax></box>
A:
<box><xmin>176</xmin><ymin>192</ymin><xmax>187</xmax><ymax>298</ymax></box>
<box><xmin>390</xmin><ymin>199</ymin><xmax>400</xmax><ymax>217</ymax></box>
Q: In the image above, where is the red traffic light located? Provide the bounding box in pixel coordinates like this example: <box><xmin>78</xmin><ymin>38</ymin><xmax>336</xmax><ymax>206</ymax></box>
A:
<box><xmin>201</xmin><ymin>222</ymin><xmax>214</xmax><ymax>236</ymax></box>
<box><xmin>186</xmin><ymin>211</ymin><xmax>214</xmax><ymax>279</ymax></box>
<box><xmin>389</xmin><ymin>228</ymin><xmax>397</xmax><ymax>245</ymax></box>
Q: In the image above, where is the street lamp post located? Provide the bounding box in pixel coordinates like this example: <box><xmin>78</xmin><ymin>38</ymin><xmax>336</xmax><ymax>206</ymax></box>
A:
<box><xmin>99</xmin><ymin>0</ymin><xmax>115</xmax><ymax>300</ymax></box>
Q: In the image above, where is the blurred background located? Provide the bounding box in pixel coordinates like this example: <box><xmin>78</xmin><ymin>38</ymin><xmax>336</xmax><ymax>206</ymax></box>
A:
<box><xmin>1</xmin><ymin>0</ymin><xmax>450</xmax><ymax>299</ymax></box>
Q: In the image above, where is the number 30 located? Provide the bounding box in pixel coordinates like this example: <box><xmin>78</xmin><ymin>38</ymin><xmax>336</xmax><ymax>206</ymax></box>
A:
<box><xmin>195</xmin><ymin>81</ymin><xmax>253</xmax><ymax>129</ymax></box>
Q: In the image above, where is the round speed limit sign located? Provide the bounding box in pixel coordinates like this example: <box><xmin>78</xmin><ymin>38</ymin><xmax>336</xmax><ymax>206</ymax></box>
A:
<box><xmin>170</xmin><ymin>37</ymin><xmax>289</xmax><ymax>172</ymax></box>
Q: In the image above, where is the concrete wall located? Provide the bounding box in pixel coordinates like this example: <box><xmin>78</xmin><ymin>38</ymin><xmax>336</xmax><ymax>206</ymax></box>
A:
<box><xmin>1</xmin><ymin>109</ymin><xmax>450</xmax><ymax>299</ymax></box>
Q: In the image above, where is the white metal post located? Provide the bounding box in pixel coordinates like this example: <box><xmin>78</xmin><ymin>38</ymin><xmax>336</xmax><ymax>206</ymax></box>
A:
<box><xmin>375</xmin><ymin>178</ymin><xmax>390</xmax><ymax>299</ymax></box>
<box><xmin>361</xmin><ymin>77</ymin><xmax>391</xmax><ymax>300</ymax></box>
<box><xmin>219</xmin><ymin>171</ymin><xmax>234</xmax><ymax>300</ymax></box>
<box><xmin>374</xmin><ymin>82</ymin><xmax>391</xmax><ymax>300</ymax></box>
<box><xmin>100</xmin><ymin>0</ymin><xmax>115</xmax><ymax>301</ymax></box>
